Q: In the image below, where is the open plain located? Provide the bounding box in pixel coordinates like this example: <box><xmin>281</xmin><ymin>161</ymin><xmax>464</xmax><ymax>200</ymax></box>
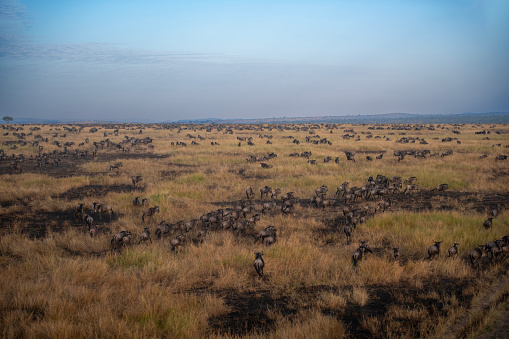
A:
<box><xmin>0</xmin><ymin>122</ymin><xmax>508</xmax><ymax>338</ymax></box>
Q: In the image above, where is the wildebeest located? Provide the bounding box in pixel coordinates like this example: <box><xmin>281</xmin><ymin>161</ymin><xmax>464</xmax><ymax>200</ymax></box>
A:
<box><xmin>155</xmin><ymin>222</ymin><xmax>171</xmax><ymax>239</ymax></box>
<box><xmin>315</xmin><ymin>185</ymin><xmax>328</xmax><ymax>197</ymax></box>
<box><xmin>352</xmin><ymin>241</ymin><xmax>372</xmax><ymax>266</ymax></box>
<box><xmin>344</xmin><ymin>225</ymin><xmax>353</xmax><ymax>244</ymax></box>
<box><xmin>74</xmin><ymin>203</ymin><xmax>85</xmax><ymax>219</ymax></box>
<box><xmin>260</xmin><ymin>186</ymin><xmax>271</xmax><ymax>199</ymax></box>
<box><xmin>246</xmin><ymin>187</ymin><xmax>255</xmax><ymax>200</ymax></box>
<box><xmin>132</xmin><ymin>175</ymin><xmax>143</xmax><ymax>186</ymax></box>
<box><xmin>93</xmin><ymin>202</ymin><xmax>115</xmax><ymax>221</ymax></box>
<box><xmin>271</xmin><ymin>188</ymin><xmax>281</xmax><ymax>200</ymax></box>
<box><xmin>427</xmin><ymin>241</ymin><xmax>442</xmax><ymax>260</ymax></box>
<box><xmin>431</xmin><ymin>183</ymin><xmax>448</xmax><ymax>192</ymax></box>
<box><xmin>261</xmin><ymin>201</ymin><xmax>277</xmax><ymax>214</ymax></box>
<box><xmin>483</xmin><ymin>217</ymin><xmax>494</xmax><ymax>229</ymax></box>
<box><xmin>403</xmin><ymin>184</ymin><xmax>419</xmax><ymax>194</ymax></box>
<box><xmin>170</xmin><ymin>234</ymin><xmax>185</xmax><ymax>252</ymax></box>
<box><xmin>256</xmin><ymin>226</ymin><xmax>276</xmax><ymax>242</ymax></box>
<box><xmin>142</xmin><ymin>198</ymin><xmax>149</xmax><ymax>207</ymax></box>
<box><xmin>495</xmin><ymin>155</ymin><xmax>507</xmax><ymax>161</ymax></box>
<box><xmin>142</xmin><ymin>206</ymin><xmax>159</xmax><ymax>222</ymax></box>
<box><xmin>111</xmin><ymin>230</ymin><xmax>132</xmax><ymax>247</ymax></box>
<box><xmin>138</xmin><ymin>227</ymin><xmax>152</xmax><ymax>244</ymax></box>
<box><xmin>253</xmin><ymin>252</ymin><xmax>265</xmax><ymax>277</ymax></box>
<box><xmin>469</xmin><ymin>245</ymin><xmax>485</xmax><ymax>266</ymax></box>
<box><xmin>109</xmin><ymin>162</ymin><xmax>123</xmax><ymax>172</ymax></box>
<box><xmin>133</xmin><ymin>197</ymin><xmax>141</xmax><ymax>206</ymax></box>
<box><xmin>393</xmin><ymin>247</ymin><xmax>400</xmax><ymax>260</ymax></box>
<box><xmin>448</xmin><ymin>243</ymin><xmax>459</xmax><ymax>258</ymax></box>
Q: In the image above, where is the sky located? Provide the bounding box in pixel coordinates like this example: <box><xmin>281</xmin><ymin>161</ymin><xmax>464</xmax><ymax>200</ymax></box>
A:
<box><xmin>0</xmin><ymin>0</ymin><xmax>508</xmax><ymax>122</ymax></box>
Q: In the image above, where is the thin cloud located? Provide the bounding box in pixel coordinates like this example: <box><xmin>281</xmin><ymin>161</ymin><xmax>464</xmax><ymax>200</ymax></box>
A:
<box><xmin>0</xmin><ymin>0</ymin><xmax>25</xmax><ymax>19</ymax></box>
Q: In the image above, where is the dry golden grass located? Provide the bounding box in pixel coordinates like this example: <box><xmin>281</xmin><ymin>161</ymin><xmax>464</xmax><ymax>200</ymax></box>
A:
<box><xmin>0</xmin><ymin>122</ymin><xmax>508</xmax><ymax>338</ymax></box>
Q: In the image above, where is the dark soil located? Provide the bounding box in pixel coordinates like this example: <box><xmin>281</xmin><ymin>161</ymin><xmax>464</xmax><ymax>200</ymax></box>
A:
<box><xmin>56</xmin><ymin>184</ymin><xmax>143</xmax><ymax>201</ymax></box>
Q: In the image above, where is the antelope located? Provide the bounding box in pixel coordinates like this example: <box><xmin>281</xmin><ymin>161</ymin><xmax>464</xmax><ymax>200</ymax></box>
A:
<box><xmin>246</xmin><ymin>187</ymin><xmax>255</xmax><ymax>200</ymax></box>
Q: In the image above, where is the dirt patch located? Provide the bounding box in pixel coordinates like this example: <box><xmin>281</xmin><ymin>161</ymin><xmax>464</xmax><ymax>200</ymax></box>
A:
<box><xmin>208</xmin><ymin>289</ymin><xmax>296</xmax><ymax>336</ymax></box>
<box><xmin>0</xmin><ymin>152</ymin><xmax>170</xmax><ymax>178</ymax></box>
<box><xmin>57</xmin><ymin>184</ymin><xmax>143</xmax><ymax>201</ymax></box>
<box><xmin>0</xmin><ymin>210</ymin><xmax>116</xmax><ymax>238</ymax></box>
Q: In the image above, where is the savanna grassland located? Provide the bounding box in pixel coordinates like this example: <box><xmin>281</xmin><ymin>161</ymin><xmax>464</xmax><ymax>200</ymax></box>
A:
<box><xmin>0</xmin><ymin>122</ymin><xmax>508</xmax><ymax>339</ymax></box>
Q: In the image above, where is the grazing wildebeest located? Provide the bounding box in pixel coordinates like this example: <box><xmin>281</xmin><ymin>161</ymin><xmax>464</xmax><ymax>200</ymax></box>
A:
<box><xmin>142</xmin><ymin>206</ymin><xmax>159</xmax><ymax>222</ymax></box>
<box><xmin>427</xmin><ymin>241</ymin><xmax>442</xmax><ymax>260</ymax></box>
<box><xmin>495</xmin><ymin>155</ymin><xmax>507</xmax><ymax>161</ymax></box>
<box><xmin>431</xmin><ymin>183</ymin><xmax>448</xmax><ymax>192</ymax></box>
<box><xmin>93</xmin><ymin>202</ymin><xmax>115</xmax><ymax>221</ymax></box>
<box><xmin>448</xmin><ymin>243</ymin><xmax>459</xmax><ymax>258</ymax></box>
<box><xmin>142</xmin><ymin>198</ymin><xmax>149</xmax><ymax>207</ymax></box>
<box><xmin>133</xmin><ymin>197</ymin><xmax>141</xmax><ymax>206</ymax></box>
<box><xmin>253</xmin><ymin>252</ymin><xmax>265</xmax><ymax>277</ymax></box>
<box><xmin>109</xmin><ymin>162</ymin><xmax>123</xmax><ymax>172</ymax></box>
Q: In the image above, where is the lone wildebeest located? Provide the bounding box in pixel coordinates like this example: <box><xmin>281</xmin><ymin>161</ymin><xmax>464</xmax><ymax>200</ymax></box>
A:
<box><xmin>483</xmin><ymin>217</ymin><xmax>494</xmax><ymax>229</ymax></box>
<box><xmin>253</xmin><ymin>252</ymin><xmax>265</xmax><ymax>277</ymax></box>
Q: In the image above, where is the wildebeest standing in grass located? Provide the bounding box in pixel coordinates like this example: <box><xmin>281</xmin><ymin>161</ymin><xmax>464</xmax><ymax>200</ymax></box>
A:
<box><xmin>253</xmin><ymin>252</ymin><xmax>265</xmax><ymax>277</ymax></box>
<box><xmin>93</xmin><ymin>202</ymin><xmax>115</xmax><ymax>221</ymax></box>
<box><xmin>427</xmin><ymin>241</ymin><xmax>442</xmax><ymax>260</ymax></box>
<box><xmin>74</xmin><ymin>203</ymin><xmax>85</xmax><ymax>219</ymax></box>
<box><xmin>483</xmin><ymin>217</ymin><xmax>493</xmax><ymax>229</ymax></box>
<box><xmin>469</xmin><ymin>245</ymin><xmax>485</xmax><ymax>266</ymax></box>
<box><xmin>448</xmin><ymin>243</ymin><xmax>459</xmax><ymax>258</ymax></box>
<box><xmin>138</xmin><ymin>227</ymin><xmax>152</xmax><ymax>244</ymax></box>
<box><xmin>142</xmin><ymin>206</ymin><xmax>159</xmax><ymax>222</ymax></box>
<box><xmin>246</xmin><ymin>187</ymin><xmax>255</xmax><ymax>200</ymax></box>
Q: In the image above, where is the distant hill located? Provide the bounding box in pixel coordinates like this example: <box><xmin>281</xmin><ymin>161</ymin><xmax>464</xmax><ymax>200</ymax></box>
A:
<box><xmin>2</xmin><ymin>112</ymin><xmax>507</xmax><ymax>124</ymax></box>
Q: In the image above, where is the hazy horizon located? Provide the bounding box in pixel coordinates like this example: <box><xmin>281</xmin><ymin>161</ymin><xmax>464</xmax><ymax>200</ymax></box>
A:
<box><xmin>1</xmin><ymin>1</ymin><xmax>508</xmax><ymax>121</ymax></box>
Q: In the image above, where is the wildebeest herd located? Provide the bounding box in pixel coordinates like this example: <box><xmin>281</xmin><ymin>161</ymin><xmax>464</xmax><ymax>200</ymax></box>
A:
<box><xmin>71</xmin><ymin>171</ymin><xmax>507</xmax><ymax>277</ymax></box>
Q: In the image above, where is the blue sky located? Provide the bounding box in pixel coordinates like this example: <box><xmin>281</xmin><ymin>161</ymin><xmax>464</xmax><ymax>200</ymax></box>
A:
<box><xmin>0</xmin><ymin>0</ymin><xmax>508</xmax><ymax>122</ymax></box>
